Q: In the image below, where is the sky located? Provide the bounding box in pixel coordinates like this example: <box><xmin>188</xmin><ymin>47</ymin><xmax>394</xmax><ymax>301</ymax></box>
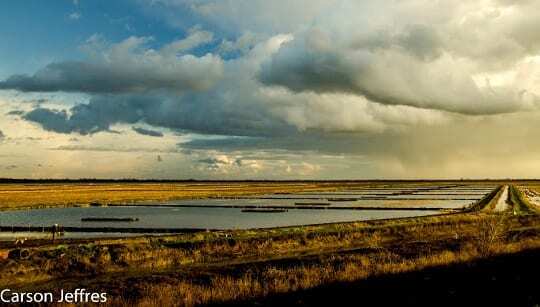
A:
<box><xmin>1</xmin><ymin>0</ymin><xmax>540</xmax><ymax>179</ymax></box>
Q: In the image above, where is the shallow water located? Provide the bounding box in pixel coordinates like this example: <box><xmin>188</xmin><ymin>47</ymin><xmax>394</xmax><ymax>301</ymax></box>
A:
<box><xmin>386</xmin><ymin>194</ymin><xmax>482</xmax><ymax>200</ymax></box>
<box><xmin>162</xmin><ymin>198</ymin><xmax>474</xmax><ymax>209</ymax></box>
<box><xmin>0</xmin><ymin>206</ymin><xmax>439</xmax><ymax>231</ymax></box>
<box><xmin>0</xmin><ymin>186</ymin><xmax>494</xmax><ymax>239</ymax></box>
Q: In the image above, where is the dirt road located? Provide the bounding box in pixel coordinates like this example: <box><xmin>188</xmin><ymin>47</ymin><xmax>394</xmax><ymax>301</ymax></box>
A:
<box><xmin>494</xmin><ymin>185</ymin><xmax>509</xmax><ymax>212</ymax></box>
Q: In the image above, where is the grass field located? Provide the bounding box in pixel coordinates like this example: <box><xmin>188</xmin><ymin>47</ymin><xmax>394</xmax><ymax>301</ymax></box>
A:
<box><xmin>0</xmin><ymin>180</ymin><xmax>495</xmax><ymax>210</ymax></box>
<box><xmin>0</xmin><ymin>181</ymin><xmax>539</xmax><ymax>306</ymax></box>
<box><xmin>0</xmin><ymin>182</ymin><xmax>360</xmax><ymax>210</ymax></box>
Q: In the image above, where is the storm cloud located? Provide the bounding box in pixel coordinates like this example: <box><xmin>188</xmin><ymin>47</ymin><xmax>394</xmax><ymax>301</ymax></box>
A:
<box><xmin>20</xmin><ymin>90</ymin><xmax>295</xmax><ymax>136</ymax></box>
<box><xmin>5</xmin><ymin>0</ymin><xmax>540</xmax><ymax>137</ymax></box>
<box><xmin>259</xmin><ymin>20</ymin><xmax>540</xmax><ymax>115</ymax></box>
<box><xmin>3</xmin><ymin>0</ymin><xmax>540</xmax><ymax>179</ymax></box>
<box><xmin>132</xmin><ymin>127</ymin><xmax>164</xmax><ymax>137</ymax></box>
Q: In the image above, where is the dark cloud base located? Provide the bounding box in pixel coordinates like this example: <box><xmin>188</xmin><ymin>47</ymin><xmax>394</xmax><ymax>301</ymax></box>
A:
<box><xmin>132</xmin><ymin>126</ymin><xmax>164</xmax><ymax>137</ymax></box>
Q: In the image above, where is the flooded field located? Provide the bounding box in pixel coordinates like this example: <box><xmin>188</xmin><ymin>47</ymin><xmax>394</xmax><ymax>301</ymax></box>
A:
<box><xmin>0</xmin><ymin>183</ymin><xmax>497</xmax><ymax>239</ymax></box>
<box><xmin>0</xmin><ymin>206</ymin><xmax>438</xmax><ymax>232</ymax></box>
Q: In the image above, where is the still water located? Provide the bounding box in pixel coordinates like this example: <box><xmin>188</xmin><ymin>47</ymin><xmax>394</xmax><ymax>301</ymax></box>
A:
<box><xmin>0</xmin><ymin>185</ymin><xmax>491</xmax><ymax>239</ymax></box>
<box><xmin>0</xmin><ymin>206</ymin><xmax>439</xmax><ymax>230</ymax></box>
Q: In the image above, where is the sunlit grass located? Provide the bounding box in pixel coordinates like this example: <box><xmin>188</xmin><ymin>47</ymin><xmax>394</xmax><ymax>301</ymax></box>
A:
<box><xmin>0</xmin><ymin>182</ymin><xmax>350</xmax><ymax>210</ymax></box>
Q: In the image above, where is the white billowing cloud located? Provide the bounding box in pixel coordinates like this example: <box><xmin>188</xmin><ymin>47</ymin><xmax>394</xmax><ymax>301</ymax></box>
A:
<box><xmin>0</xmin><ymin>32</ymin><xmax>223</xmax><ymax>94</ymax></box>
<box><xmin>195</xmin><ymin>152</ymin><xmax>268</xmax><ymax>175</ymax></box>
<box><xmin>262</xmin><ymin>88</ymin><xmax>449</xmax><ymax>133</ymax></box>
<box><xmin>193</xmin><ymin>150</ymin><xmax>323</xmax><ymax>177</ymax></box>
<box><xmin>142</xmin><ymin>1</ymin><xmax>540</xmax><ymax>116</ymax></box>
<box><xmin>443</xmin><ymin>1</ymin><xmax>540</xmax><ymax>70</ymax></box>
<box><xmin>258</xmin><ymin>0</ymin><xmax>540</xmax><ymax>115</ymax></box>
<box><xmin>218</xmin><ymin>31</ymin><xmax>258</xmax><ymax>55</ymax></box>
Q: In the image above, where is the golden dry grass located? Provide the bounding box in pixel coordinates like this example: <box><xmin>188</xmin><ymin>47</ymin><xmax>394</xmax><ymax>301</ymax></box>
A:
<box><xmin>0</xmin><ymin>181</ymin><xmax>523</xmax><ymax>306</ymax></box>
<box><xmin>3</xmin><ymin>212</ymin><xmax>535</xmax><ymax>290</ymax></box>
<box><xmin>43</xmin><ymin>214</ymin><xmax>540</xmax><ymax>307</ymax></box>
<box><xmin>0</xmin><ymin>182</ymin><xmax>355</xmax><ymax>210</ymax></box>
<box><xmin>111</xmin><ymin>240</ymin><xmax>536</xmax><ymax>307</ymax></box>
<box><xmin>0</xmin><ymin>181</ymin><xmax>501</xmax><ymax>210</ymax></box>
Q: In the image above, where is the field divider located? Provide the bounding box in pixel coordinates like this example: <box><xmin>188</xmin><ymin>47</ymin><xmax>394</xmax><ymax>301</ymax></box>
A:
<box><xmin>106</xmin><ymin>203</ymin><xmax>455</xmax><ymax>211</ymax></box>
<box><xmin>508</xmin><ymin>185</ymin><xmax>540</xmax><ymax>215</ymax></box>
<box><xmin>0</xmin><ymin>225</ymin><xmax>208</xmax><ymax>234</ymax></box>
<box><xmin>465</xmin><ymin>185</ymin><xmax>504</xmax><ymax>212</ymax></box>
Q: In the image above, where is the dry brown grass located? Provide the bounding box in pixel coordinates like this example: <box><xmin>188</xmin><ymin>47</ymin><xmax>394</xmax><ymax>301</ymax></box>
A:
<box><xmin>474</xmin><ymin>213</ymin><xmax>510</xmax><ymax>256</ymax></box>
<box><xmin>0</xmin><ymin>182</ymin><xmax>358</xmax><ymax>210</ymax></box>
<box><xmin>101</xmin><ymin>236</ymin><xmax>540</xmax><ymax>307</ymax></box>
<box><xmin>4</xmin><ymin>213</ymin><xmax>538</xmax><ymax>301</ymax></box>
<box><xmin>0</xmin><ymin>212</ymin><xmax>513</xmax><ymax>288</ymax></box>
<box><xmin>0</xmin><ymin>181</ymin><xmax>528</xmax><ymax>306</ymax></box>
<box><xmin>0</xmin><ymin>181</ymin><xmax>500</xmax><ymax>210</ymax></box>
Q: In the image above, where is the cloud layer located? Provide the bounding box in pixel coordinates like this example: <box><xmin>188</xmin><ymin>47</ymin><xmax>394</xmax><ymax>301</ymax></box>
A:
<box><xmin>0</xmin><ymin>33</ymin><xmax>223</xmax><ymax>94</ymax></box>
<box><xmin>2</xmin><ymin>0</ymin><xmax>540</xmax><ymax>178</ymax></box>
<box><xmin>258</xmin><ymin>1</ymin><xmax>540</xmax><ymax>115</ymax></box>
